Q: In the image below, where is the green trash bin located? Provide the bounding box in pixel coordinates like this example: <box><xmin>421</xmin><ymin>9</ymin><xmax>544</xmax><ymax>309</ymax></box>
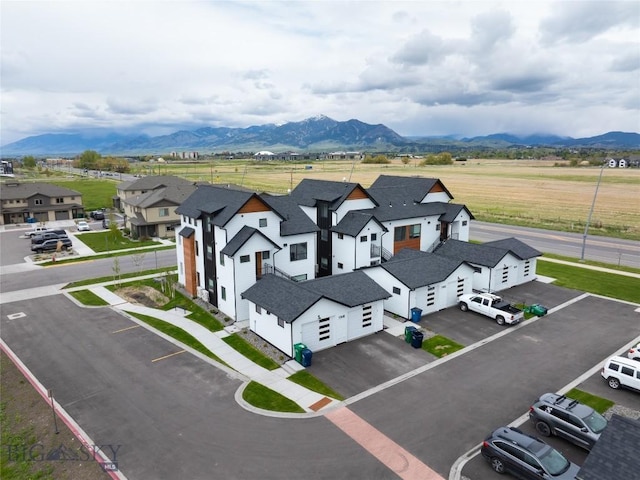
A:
<box><xmin>294</xmin><ymin>343</ymin><xmax>307</xmax><ymax>364</ymax></box>
<box><xmin>529</xmin><ymin>304</ymin><xmax>548</xmax><ymax>316</ymax></box>
<box><xmin>404</xmin><ymin>326</ymin><xmax>417</xmax><ymax>343</ymax></box>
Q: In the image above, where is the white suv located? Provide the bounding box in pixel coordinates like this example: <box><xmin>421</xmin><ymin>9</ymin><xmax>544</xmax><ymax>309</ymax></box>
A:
<box><xmin>601</xmin><ymin>356</ymin><xmax>640</xmax><ymax>392</ymax></box>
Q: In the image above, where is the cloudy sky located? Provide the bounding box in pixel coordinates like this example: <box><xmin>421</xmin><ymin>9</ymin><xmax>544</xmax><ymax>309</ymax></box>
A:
<box><xmin>1</xmin><ymin>1</ymin><xmax>639</xmax><ymax>144</ymax></box>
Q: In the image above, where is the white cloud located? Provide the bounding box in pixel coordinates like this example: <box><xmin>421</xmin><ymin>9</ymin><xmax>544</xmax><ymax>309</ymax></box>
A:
<box><xmin>1</xmin><ymin>0</ymin><xmax>639</xmax><ymax>145</ymax></box>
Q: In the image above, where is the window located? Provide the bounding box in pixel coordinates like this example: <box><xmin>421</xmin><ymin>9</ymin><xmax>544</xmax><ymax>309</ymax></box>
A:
<box><xmin>262</xmin><ymin>250</ymin><xmax>270</xmax><ymax>259</ymax></box>
<box><xmin>337</xmin><ymin>262</ymin><xmax>343</xmax><ymax>269</ymax></box>
<box><xmin>159</xmin><ymin>208</ymin><xmax>169</xmax><ymax>217</ymax></box>
<box><xmin>206</xmin><ymin>245</ymin><xmax>213</xmax><ymax>260</ymax></box>
<box><xmin>221</xmin><ymin>286</ymin><xmax>226</xmax><ymax>300</ymax></box>
<box><xmin>291</xmin><ymin>274</ymin><xmax>307</xmax><ymax>282</ymax></box>
<box><xmin>318</xmin><ymin>203</ymin><xmax>329</xmax><ymax>219</ymax></box>
<box><xmin>196</xmin><ymin>272</ymin><xmax>200</xmax><ymax>287</ymax></box>
<box><xmin>255</xmin><ymin>305</ymin><xmax>262</xmax><ymax>314</ymax></box>
<box><xmin>608</xmin><ymin>362</ymin><xmax>619</xmax><ymax>372</ymax></box>
<box><xmin>277</xmin><ymin>318</ymin><xmax>285</xmax><ymax>328</ymax></box>
<box><xmin>320</xmin><ymin>257</ymin><xmax>328</xmax><ymax>268</ymax></box>
<box><xmin>240</xmin><ymin>255</ymin><xmax>250</xmax><ymax>263</ymax></box>
<box><xmin>462</xmin><ymin>220</ymin><xmax>468</xmax><ymax>226</ymax></box>
<box><xmin>195</xmin><ymin>241</ymin><xmax>199</xmax><ymax>256</ymax></box>
<box><xmin>371</xmin><ymin>233</ymin><xmax>377</xmax><ymax>241</ymax></box>
<box><xmin>220</xmin><ymin>254</ymin><xmax>225</xmax><ymax>266</ymax></box>
<box><xmin>410</xmin><ymin>224</ymin><xmax>421</xmax><ymax>238</ymax></box>
<box><xmin>290</xmin><ymin>242</ymin><xmax>307</xmax><ymax>261</ymax></box>
<box><xmin>435</xmin><ymin>224</ymin><xmax>440</xmax><ymax>231</ymax></box>
<box><xmin>35</xmin><ymin>199</ymin><xmax>43</xmax><ymax>205</ymax></box>
<box><xmin>394</xmin><ymin>226</ymin><xmax>406</xmax><ymax>241</ymax></box>
<box><xmin>392</xmin><ymin>287</ymin><xmax>401</xmax><ymax>295</ymax></box>
<box><xmin>360</xmin><ymin>235</ymin><xmax>367</xmax><ymax>242</ymax></box>
<box><xmin>206</xmin><ymin>217</ymin><xmax>212</xmax><ymax>232</ymax></box>
<box><xmin>56</xmin><ymin>197</ymin><xmax>64</xmax><ymax>204</ymax></box>
<box><xmin>321</xmin><ymin>229</ymin><xmax>328</xmax><ymax>241</ymax></box>
<box><xmin>259</xmin><ymin>218</ymin><xmax>267</xmax><ymax>227</ymax></box>
<box><xmin>621</xmin><ymin>366</ymin><xmax>634</xmax><ymax>377</ymax></box>
<box><xmin>337</xmin><ymin>233</ymin><xmax>344</xmax><ymax>240</ymax></box>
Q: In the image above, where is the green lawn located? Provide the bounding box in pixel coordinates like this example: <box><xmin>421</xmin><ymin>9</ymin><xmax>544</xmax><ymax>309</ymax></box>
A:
<box><xmin>222</xmin><ymin>334</ymin><xmax>280</xmax><ymax>370</ymax></box>
<box><xmin>68</xmin><ymin>290</ymin><xmax>109</xmax><ymax>306</ymax></box>
<box><xmin>242</xmin><ymin>381</ymin><xmax>304</xmax><ymax>413</ymax></box>
<box><xmin>288</xmin><ymin>371</ymin><xmax>345</xmax><ymax>400</ymax></box>
<box><xmin>46</xmin><ymin>179</ymin><xmax>117</xmax><ymax>212</ymax></box>
<box><xmin>76</xmin><ymin>230</ymin><xmax>160</xmax><ymax>252</ymax></box>
<box><xmin>566</xmin><ymin>388</ymin><xmax>614</xmax><ymax>414</ymax></box>
<box><xmin>536</xmin><ymin>261</ymin><xmax>640</xmax><ymax>303</ymax></box>
<box><xmin>421</xmin><ymin>334</ymin><xmax>465</xmax><ymax>358</ymax></box>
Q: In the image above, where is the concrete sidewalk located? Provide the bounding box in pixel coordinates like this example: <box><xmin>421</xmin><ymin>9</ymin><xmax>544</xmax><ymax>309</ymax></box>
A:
<box><xmin>538</xmin><ymin>256</ymin><xmax>640</xmax><ymax>279</ymax></box>
<box><xmin>87</xmin><ymin>286</ymin><xmax>341</xmax><ymax>414</ymax></box>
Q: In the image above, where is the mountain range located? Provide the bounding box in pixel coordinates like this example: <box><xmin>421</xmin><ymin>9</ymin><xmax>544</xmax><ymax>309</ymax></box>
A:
<box><xmin>2</xmin><ymin>115</ymin><xmax>639</xmax><ymax>156</ymax></box>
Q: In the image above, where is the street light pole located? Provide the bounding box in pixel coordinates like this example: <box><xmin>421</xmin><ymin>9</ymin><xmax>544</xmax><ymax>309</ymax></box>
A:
<box><xmin>580</xmin><ymin>162</ymin><xmax>605</xmax><ymax>262</ymax></box>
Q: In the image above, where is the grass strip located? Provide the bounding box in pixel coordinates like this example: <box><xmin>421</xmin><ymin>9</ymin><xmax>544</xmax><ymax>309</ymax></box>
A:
<box><xmin>536</xmin><ymin>262</ymin><xmax>640</xmax><ymax>303</ymax></box>
<box><xmin>68</xmin><ymin>290</ymin><xmax>109</xmax><ymax>306</ymax></box>
<box><xmin>242</xmin><ymin>381</ymin><xmax>304</xmax><ymax>413</ymax></box>
<box><xmin>126</xmin><ymin>311</ymin><xmax>227</xmax><ymax>367</ymax></box>
<box><xmin>40</xmin><ymin>245</ymin><xmax>175</xmax><ymax>267</ymax></box>
<box><xmin>64</xmin><ymin>267</ymin><xmax>176</xmax><ymax>288</ymax></box>
<box><xmin>288</xmin><ymin>371</ymin><xmax>345</xmax><ymax>400</ymax></box>
<box><xmin>541</xmin><ymin>254</ymin><xmax>640</xmax><ymax>275</ymax></box>
<box><xmin>566</xmin><ymin>388</ymin><xmax>615</xmax><ymax>414</ymax></box>
<box><xmin>422</xmin><ymin>334</ymin><xmax>464</xmax><ymax>358</ymax></box>
<box><xmin>222</xmin><ymin>334</ymin><xmax>280</xmax><ymax>371</ymax></box>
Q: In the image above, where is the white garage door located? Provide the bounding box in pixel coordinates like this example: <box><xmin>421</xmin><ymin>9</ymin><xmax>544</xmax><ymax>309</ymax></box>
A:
<box><xmin>301</xmin><ymin>317</ymin><xmax>334</xmax><ymax>352</ymax></box>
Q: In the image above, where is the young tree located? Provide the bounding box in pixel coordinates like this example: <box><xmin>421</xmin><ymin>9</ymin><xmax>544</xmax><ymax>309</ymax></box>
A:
<box><xmin>23</xmin><ymin>156</ymin><xmax>37</xmax><ymax>169</ymax></box>
<box><xmin>78</xmin><ymin>150</ymin><xmax>101</xmax><ymax>169</ymax></box>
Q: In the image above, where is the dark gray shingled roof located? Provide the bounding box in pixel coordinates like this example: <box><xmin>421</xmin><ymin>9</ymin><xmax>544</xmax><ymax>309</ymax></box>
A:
<box><xmin>179</xmin><ymin>226</ymin><xmax>195</xmax><ymax>238</ymax></box>
<box><xmin>440</xmin><ymin>203</ymin><xmax>475</xmax><ymax>222</ymax></box>
<box><xmin>117</xmin><ymin>175</ymin><xmax>194</xmax><ymax>192</ymax></box>
<box><xmin>576</xmin><ymin>414</ymin><xmax>640</xmax><ymax>480</ymax></box>
<box><xmin>259</xmin><ymin>193</ymin><xmax>319</xmax><ymax>236</ymax></box>
<box><xmin>0</xmin><ymin>182</ymin><xmax>81</xmax><ymax>200</ymax></box>
<box><xmin>242</xmin><ymin>271</ymin><xmax>390</xmax><ymax>323</ymax></box>
<box><xmin>176</xmin><ymin>184</ymin><xmax>282</xmax><ymax>226</ymax></box>
<box><xmin>221</xmin><ymin>226</ymin><xmax>281</xmax><ymax>256</ymax></box>
<box><xmin>332</xmin><ymin>211</ymin><xmax>387</xmax><ymax>237</ymax></box>
<box><xmin>358</xmin><ymin>201</ymin><xmax>447</xmax><ymax>222</ymax></box>
<box><xmin>367</xmin><ymin>175</ymin><xmax>453</xmax><ymax>205</ymax></box>
<box><xmin>483</xmin><ymin>237</ymin><xmax>541</xmax><ymax>259</ymax></box>
<box><xmin>377</xmin><ymin>248</ymin><xmax>470</xmax><ymax>289</ymax></box>
<box><xmin>290</xmin><ymin>178</ymin><xmax>377</xmax><ymax>209</ymax></box>
<box><xmin>123</xmin><ymin>184</ymin><xmax>199</xmax><ymax>208</ymax></box>
<box><xmin>434</xmin><ymin>239</ymin><xmax>509</xmax><ymax>267</ymax></box>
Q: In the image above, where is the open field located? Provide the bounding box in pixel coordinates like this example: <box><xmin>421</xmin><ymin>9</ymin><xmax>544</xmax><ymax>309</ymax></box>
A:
<box><xmin>16</xmin><ymin>158</ymin><xmax>640</xmax><ymax>240</ymax></box>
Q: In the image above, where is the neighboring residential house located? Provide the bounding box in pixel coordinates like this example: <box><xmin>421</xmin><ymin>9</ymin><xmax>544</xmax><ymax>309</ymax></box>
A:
<box><xmin>242</xmin><ymin>271</ymin><xmax>390</xmax><ymax>355</ymax></box>
<box><xmin>362</xmin><ymin>248</ymin><xmax>476</xmax><ymax>319</ymax></box>
<box><xmin>607</xmin><ymin>157</ymin><xmax>628</xmax><ymax>168</ymax></box>
<box><xmin>0</xmin><ymin>182</ymin><xmax>84</xmax><ymax>225</ymax></box>
<box><xmin>115</xmin><ymin>175</ymin><xmax>199</xmax><ymax>238</ymax></box>
<box><xmin>434</xmin><ymin>238</ymin><xmax>541</xmax><ymax>292</ymax></box>
<box><xmin>576</xmin><ymin>414</ymin><xmax>640</xmax><ymax>480</ymax></box>
<box><xmin>176</xmin><ymin>185</ymin><xmax>318</xmax><ymax>322</ymax></box>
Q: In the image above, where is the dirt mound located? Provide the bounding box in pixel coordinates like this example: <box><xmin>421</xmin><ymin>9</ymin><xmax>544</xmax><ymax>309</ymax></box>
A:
<box><xmin>115</xmin><ymin>285</ymin><xmax>169</xmax><ymax>308</ymax></box>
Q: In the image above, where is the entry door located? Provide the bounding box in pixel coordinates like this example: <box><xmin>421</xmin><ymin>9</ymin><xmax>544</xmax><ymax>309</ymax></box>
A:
<box><xmin>255</xmin><ymin>251</ymin><xmax>262</xmax><ymax>279</ymax></box>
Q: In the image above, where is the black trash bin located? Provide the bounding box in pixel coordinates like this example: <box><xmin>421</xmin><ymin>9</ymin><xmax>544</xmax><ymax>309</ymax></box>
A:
<box><xmin>411</xmin><ymin>330</ymin><xmax>424</xmax><ymax>349</ymax></box>
<box><xmin>404</xmin><ymin>325</ymin><xmax>417</xmax><ymax>343</ymax></box>
<box><xmin>300</xmin><ymin>348</ymin><xmax>312</xmax><ymax>367</ymax></box>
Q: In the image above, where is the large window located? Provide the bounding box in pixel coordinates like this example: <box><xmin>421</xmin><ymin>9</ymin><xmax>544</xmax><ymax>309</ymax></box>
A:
<box><xmin>159</xmin><ymin>208</ymin><xmax>169</xmax><ymax>217</ymax></box>
<box><xmin>259</xmin><ymin>218</ymin><xmax>267</xmax><ymax>227</ymax></box>
<box><xmin>240</xmin><ymin>255</ymin><xmax>250</xmax><ymax>263</ymax></box>
<box><xmin>290</xmin><ymin>242</ymin><xmax>307</xmax><ymax>261</ymax></box>
<box><xmin>394</xmin><ymin>226</ymin><xmax>406</xmax><ymax>242</ymax></box>
<box><xmin>410</xmin><ymin>224</ymin><xmax>421</xmax><ymax>238</ymax></box>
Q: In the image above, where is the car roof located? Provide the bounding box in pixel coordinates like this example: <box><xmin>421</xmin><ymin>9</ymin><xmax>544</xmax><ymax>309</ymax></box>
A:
<box><xmin>537</xmin><ymin>392</ymin><xmax>594</xmax><ymax>417</ymax></box>
<box><xmin>606</xmin><ymin>356</ymin><xmax>640</xmax><ymax>367</ymax></box>
<box><xmin>490</xmin><ymin>427</ymin><xmax>547</xmax><ymax>454</ymax></box>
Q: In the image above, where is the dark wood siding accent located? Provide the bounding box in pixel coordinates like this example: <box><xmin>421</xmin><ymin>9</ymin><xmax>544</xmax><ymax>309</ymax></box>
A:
<box><xmin>347</xmin><ymin>187</ymin><xmax>369</xmax><ymax>200</ymax></box>
<box><xmin>237</xmin><ymin>196</ymin><xmax>271</xmax><ymax>214</ymax></box>
<box><xmin>429</xmin><ymin>181</ymin><xmax>445</xmax><ymax>193</ymax></box>
<box><xmin>183</xmin><ymin>236</ymin><xmax>197</xmax><ymax>297</ymax></box>
<box><xmin>394</xmin><ymin>237</ymin><xmax>420</xmax><ymax>254</ymax></box>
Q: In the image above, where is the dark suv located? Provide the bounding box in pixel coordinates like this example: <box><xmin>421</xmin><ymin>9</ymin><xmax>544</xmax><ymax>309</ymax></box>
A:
<box><xmin>31</xmin><ymin>237</ymin><xmax>72</xmax><ymax>253</ymax></box>
<box><xmin>31</xmin><ymin>231</ymin><xmax>68</xmax><ymax>245</ymax></box>
<box><xmin>481</xmin><ymin>426</ymin><xmax>580</xmax><ymax>479</ymax></box>
<box><xmin>529</xmin><ymin>392</ymin><xmax>607</xmax><ymax>451</ymax></box>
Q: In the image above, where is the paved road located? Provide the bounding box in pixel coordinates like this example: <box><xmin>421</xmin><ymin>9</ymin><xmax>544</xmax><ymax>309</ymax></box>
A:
<box><xmin>470</xmin><ymin>221</ymin><xmax>640</xmax><ymax>268</ymax></box>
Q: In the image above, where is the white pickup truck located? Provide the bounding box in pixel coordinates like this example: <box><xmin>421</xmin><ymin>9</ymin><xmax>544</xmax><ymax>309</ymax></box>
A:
<box><xmin>458</xmin><ymin>292</ymin><xmax>524</xmax><ymax>325</ymax></box>
<box><xmin>27</xmin><ymin>226</ymin><xmax>50</xmax><ymax>238</ymax></box>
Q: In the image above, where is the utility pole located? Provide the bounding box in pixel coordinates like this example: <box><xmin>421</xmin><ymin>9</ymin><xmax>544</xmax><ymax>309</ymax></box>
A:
<box><xmin>580</xmin><ymin>162</ymin><xmax>605</xmax><ymax>262</ymax></box>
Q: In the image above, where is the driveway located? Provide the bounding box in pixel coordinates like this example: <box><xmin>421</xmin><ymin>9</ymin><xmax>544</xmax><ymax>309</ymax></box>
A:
<box><xmin>307</xmin><ymin>331</ymin><xmax>435</xmax><ymax>398</ymax></box>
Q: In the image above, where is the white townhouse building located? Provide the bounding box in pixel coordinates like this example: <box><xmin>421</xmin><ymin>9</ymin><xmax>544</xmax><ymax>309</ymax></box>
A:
<box><xmin>434</xmin><ymin>238</ymin><xmax>541</xmax><ymax>293</ymax></box>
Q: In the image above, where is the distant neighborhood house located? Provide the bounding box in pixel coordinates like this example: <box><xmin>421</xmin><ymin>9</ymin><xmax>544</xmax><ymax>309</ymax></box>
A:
<box><xmin>0</xmin><ymin>182</ymin><xmax>84</xmax><ymax>225</ymax></box>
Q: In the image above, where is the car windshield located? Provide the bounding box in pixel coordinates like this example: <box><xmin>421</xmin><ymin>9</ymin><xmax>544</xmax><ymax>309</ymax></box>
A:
<box><xmin>538</xmin><ymin>447</ymin><xmax>570</xmax><ymax>476</ymax></box>
<box><xmin>582</xmin><ymin>411</ymin><xmax>607</xmax><ymax>433</ymax></box>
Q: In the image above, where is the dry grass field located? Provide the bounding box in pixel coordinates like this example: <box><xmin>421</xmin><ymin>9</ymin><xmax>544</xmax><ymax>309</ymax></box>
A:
<box><xmin>144</xmin><ymin>158</ymin><xmax>640</xmax><ymax>240</ymax></box>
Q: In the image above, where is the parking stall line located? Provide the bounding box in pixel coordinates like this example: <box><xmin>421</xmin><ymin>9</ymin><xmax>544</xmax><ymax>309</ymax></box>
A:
<box><xmin>151</xmin><ymin>350</ymin><xmax>186</xmax><ymax>363</ymax></box>
<box><xmin>112</xmin><ymin>325</ymin><xmax>141</xmax><ymax>334</ymax></box>
<box><xmin>325</xmin><ymin>407</ymin><xmax>444</xmax><ymax>480</ymax></box>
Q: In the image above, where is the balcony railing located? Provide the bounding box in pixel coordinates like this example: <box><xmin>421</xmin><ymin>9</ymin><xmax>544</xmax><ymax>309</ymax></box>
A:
<box><xmin>370</xmin><ymin>244</ymin><xmax>381</xmax><ymax>258</ymax></box>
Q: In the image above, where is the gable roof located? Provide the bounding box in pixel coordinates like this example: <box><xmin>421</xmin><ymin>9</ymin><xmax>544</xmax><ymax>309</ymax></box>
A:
<box><xmin>440</xmin><ymin>203</ymin><xmax>475</xmax><ymax>222</ymax></box>
<box><xmin>483</xmin><ymin>237</ymin><xmax>541</xmax><ymax>259</ymax></box>
<box><xmin>176</xmin><ymin>184</ymin><xmax>279</xmax><ymax>226</ymax></box>
<box><xmin>0</xmin><ymin>182</ymin><xmax>81</xmax><ymax>200</ymax></box>
<box><xmin>367</xmin><ymin>175</ymin><xmax>453</xmax><ymax>205</ymax></box>
<box><xmin>123</xmin><ymin>184</ymin><xmax>199</xmax><ymax>208</ymax></box>
<box><xmin>576</xmin><ymin>414</ymin><xmax>640</xmax><ymax>480</ymax></box>
<box><xmin>117</xmin><ymin>175</ymin><xmax>194</xmax><ymax>192</ymax></box>
<box><xmin>290</xmin><ymin>178</ymin><xmax>376</xmax><ymax>210</ymax></box>
<box><xmin>179</xmin><ymin>226</ymin><xmax>195</xmax><ymax>238</ymax></box>
<box><xmin>434</xmin><ymin>238</ymin><xmax>518</xmax><ymax>267</ymax></box>
<box><xmin>221</xmin><ymin>226</ymin><xmax>281</xmax><ymax>257</ymax></box>
<box><xmin>333</xmin><ymin>211</ymin><xmax>387</xmax><ymax>237</ymax></box>
<box><xmin>358</xmin><ymin>201</ymin><xmax>455</xmax><ymax>223</ymax></box>
<box><xmin>375</xmin><ymin>248</ymin><xmax>471</xmax><ymax>289</ymax></box>
<box><xmin>259</xmin><ymin>193</ymin><xmax>319</xmax><ymax>236</ymax></box>
<box><xmin>242</xmin><ymin>271</ymin><xmax>390</xmax><ymax>323</ymax></box>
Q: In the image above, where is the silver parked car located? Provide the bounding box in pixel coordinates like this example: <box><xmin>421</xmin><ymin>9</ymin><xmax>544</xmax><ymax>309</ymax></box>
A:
<box><xmin>528</xmin><ymin>392</ymin><xmax>607</xmax><ymax>451</ymax></box>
